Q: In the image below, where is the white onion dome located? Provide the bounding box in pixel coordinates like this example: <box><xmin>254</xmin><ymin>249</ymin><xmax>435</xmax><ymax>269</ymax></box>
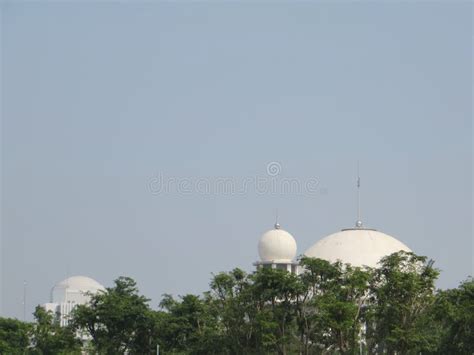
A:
<box><xmin>258</xmin><ymin>223</ymin><xmax>297</xmax><ymax>263</ymax></box>
<box><xmin>304</xmin><ymin>228</ymin><xmax>411</xmax><ymax>268</ymax></box>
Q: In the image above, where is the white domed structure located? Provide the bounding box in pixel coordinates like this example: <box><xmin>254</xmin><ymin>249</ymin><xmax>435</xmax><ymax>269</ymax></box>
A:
<box><xmin>255</xmin><ymin>223</ymin><xmax>299</xmax><ymax>273</ymax></box>
<box><xmin>258</xmin><ymin>223</ymin><xmax>297</xmax><ymax>262</ymax></box>
<box><xmin>304</xmin><ymin>227</ymin><xmax>411</xmax><ymax>268</ymax></box>
<box><xmin>43</xmin><ymin>275</ymin><xmax>105</xmax><ymax>327</ymax></box>
<box><xmin>52</xmin><ymin>275</ymin><xmax>105</xmax><ymax>301</ymax></box>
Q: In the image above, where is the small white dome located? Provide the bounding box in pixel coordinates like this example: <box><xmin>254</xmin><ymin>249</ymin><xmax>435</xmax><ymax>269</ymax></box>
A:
<box><xmin>258</xmin><ymin>224</ymin><xmax>297</xmax><ymax>262</ymax></box>
<box><xmin>304</xmin><ymin>228</ymin><xmax>411</xmax><ymax>268</ymax></box>
<box><xmin>54</xmin><ymin>276</ymin><xmax>105</xmax><ymax>293</ymax></box>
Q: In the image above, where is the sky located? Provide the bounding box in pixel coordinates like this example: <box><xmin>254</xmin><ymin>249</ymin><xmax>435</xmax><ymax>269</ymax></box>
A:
<box><xmin>1</xmin><ymin>1</ymin><xmax>472</xmax><ymax>320</ymax></box>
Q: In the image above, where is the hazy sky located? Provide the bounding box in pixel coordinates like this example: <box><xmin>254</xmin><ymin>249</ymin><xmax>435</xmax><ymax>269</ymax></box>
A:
<box><xmin>2</xmin><ymin>2</ymin><xmax>472</xmax><ymax>320</ymax></box>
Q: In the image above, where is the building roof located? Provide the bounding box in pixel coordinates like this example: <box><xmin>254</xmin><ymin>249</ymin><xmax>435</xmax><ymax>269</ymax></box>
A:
<box><xmin>54</xmin><ymin>275</ymin><xmax>105</xmax><ymax>293</ymax></box>
<box><xmin>304</xmin><ymin>228</ymin><xmax>411</xmax><ymax>268</ymax></box>
<box><xmin>258</xmin><ymin>223</ymin><xmax>297</xmax><ymax>263</ymax></box>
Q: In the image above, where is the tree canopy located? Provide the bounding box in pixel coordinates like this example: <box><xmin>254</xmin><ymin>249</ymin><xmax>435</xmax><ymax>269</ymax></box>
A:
<box><xmin>1</xmin><ymin>251</ymin><xmax>472</xmax><ymax>354</ymax></box>
<box><xmin>71</xmin><ymin>276</ymin><xmax>158</xmax><ymax>354</ymax></box>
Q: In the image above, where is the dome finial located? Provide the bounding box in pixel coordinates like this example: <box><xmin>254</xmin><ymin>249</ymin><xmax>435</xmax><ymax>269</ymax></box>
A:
<box><xmin>274</xmin><ymin>208</ymin><xmax>280</xmax><ymax>229</ymax></box>
<box><xmin>356</xmin><ymin>161</ymin><xmax>363</xmax><ymax>227</ymax></box>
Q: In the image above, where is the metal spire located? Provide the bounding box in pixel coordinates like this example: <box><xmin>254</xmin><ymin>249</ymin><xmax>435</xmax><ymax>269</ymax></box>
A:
<box><xmin>23</xmin><ymin>280</ymin><xmax>27</xmax><ymax>322</ymax></box>
<box><xmin>274</xmin><ymin>208</ymin><xmax>280</xmax><ymax>229</ymax></box>
<box><xmin>356</xmin><ymin>161</ymin><xmax>363</xmax><ymax>228</ymax></box>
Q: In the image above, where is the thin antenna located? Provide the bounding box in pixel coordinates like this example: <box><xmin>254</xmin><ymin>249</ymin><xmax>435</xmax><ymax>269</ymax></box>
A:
<box><xmin>23</xmin><ymin>280</ymin><xmax>27</xmax><ymax>322</ymax></box>
<box><xmin>356</xmin><ymin>161</ymin><xmax>363</xmax><ymax>228</ymax></box>
<box><xmin>274</xmin><ymin>208</ymin><xmax>280</xmax><ymax>229</ymax></box>
<box><xmin>65</xmin><ymin>265</ymin><xmax>70</xmax><ymax>304</ymax></box>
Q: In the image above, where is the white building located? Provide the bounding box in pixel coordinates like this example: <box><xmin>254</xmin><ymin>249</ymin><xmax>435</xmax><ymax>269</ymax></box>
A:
<box><xmin>255</xmin><ymin>173</ymin><xmax>412</xmax><ymax>271</ymax></box>
<box><xmin>255</xmin><ymin>220</ymin><xmax>412</xmax><ymax>271</ymax></box>
<box><xmin>254</xmin><ymin>222</ymin><xmax>299</xmax><ymax>273</ymax></box>
<box><xmin>43</xmin><ymin>275</ymin><xmax>105</xmax><ymax>326</ymax></box>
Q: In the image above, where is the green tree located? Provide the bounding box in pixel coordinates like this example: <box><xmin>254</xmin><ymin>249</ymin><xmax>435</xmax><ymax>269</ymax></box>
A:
<box><xmin>0</xmin><ymin>317</ymin><xmax>30</xmax><ymax>354</ymax></box>
<box><xmin>367</xmin><ymin>251</ymin><xmax>439</xmax><ymax>354</ymax></box>
<box><xmin>296</xmin><ymin>257</ymin><xmax>338</xmax><ymax>353</ymax></box>
<box><xmin>251</xmin><ymin>267</ymin><xmax>301</xmax><ymax>355</ymax></box>
<box><xmin>71</xmin><ymin>276</ymin><xmax>158</xmax><ymax>354</ymax></box>
<box><xmin>30</xmin><ymin>305</ymin><xmax>81</xmax><ymax>355</ymax></box>
<box><xmin>209</xmin><ymin>268</ymin><xmax>258</xmax><ymax>353</ymax></box>
<box><xmin>298</xmin><ymin>257</ymin><xmax>371</xmax><ymax>354</ymax></box>
<box><xmin>432</xmin><ymin>278</ymin><xmax>474</xmax><ymax>354</ymax></box>
<box><xmin>157</xmin><ymin>293</ymin><xmax>223</xmax><ymax>354</ymax></box>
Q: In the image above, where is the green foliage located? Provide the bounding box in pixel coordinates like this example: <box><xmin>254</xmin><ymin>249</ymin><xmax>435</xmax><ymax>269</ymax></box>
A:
<box><xmin>156</xmin><ymin>293</ymin><xmax>223</xmax><ymax>354</ymax></box>
<box><xmin>71</xmin><ymin>276</ymin><xmax>158</xmax><ymax>354</ymax></box>
<box><xmin>150</xmin><ymin>254</ymin><xmax>469</xmax><ymax>355</ymax></box>
<box><xmin>4</xmin><ymin>252</ymin><xmax>466</xmax><ymax>355</ymax></box>
<box><xmin>367</xmin><ymin>251</ymin><xmax>440</xmax><ymax>354</ymax></box>
<box><xmin>29</xmin><ymin>305</ymin><xmax>81</xmax><ymax>355</ymax></box>
<box><xmin>252</xmin><ymin>267</ymin><xmax>301</xmax><ymax>354</ymax></box>
<box><xmin>209</xmin><ymin>268</ymin><xmax>260</xmax><ymax>353</ymax></box>
<box><xmin>432</xmin><ymin>277</ymin><xmax>474</xmax><ymax>354</ymax></box>
<box><xmin>298</xmin><ymin>257</ymin><xmax>372</xmax><ymax>354</ymax></box>
<box><xmin>0</xmin><ymin>317</ymin><xmax>30</xmax><ymax>354</ymax></box>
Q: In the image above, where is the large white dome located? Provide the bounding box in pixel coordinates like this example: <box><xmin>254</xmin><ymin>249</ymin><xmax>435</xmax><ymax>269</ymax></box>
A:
<box><xmin>47</xmin><ymin>276</ymin><xmax>106</xmax><ymax>325</ymax></box>
<box><xmin>54</xmin><ymin>276</ymin><xmax>105</xmax><ymax>293</ymax></box>
<box><xmin>258</xmin><ymin>224</ymin><xmax>297</xmax><ymax>263</ymax></box>
<box><xmin>304</xmin><ymin>228</ymin><xmax>411</xmax><ymax>268</ymax></box>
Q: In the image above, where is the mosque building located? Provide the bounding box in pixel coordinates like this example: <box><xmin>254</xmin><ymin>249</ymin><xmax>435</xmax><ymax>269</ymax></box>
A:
<box><xmin>41</xmin><ymin>177</ymin><xmax>411</xmax><ymax>329</ymax></box>
<box><xmin>255</xmin><ymin>176</ymin><xmax>412</xmax><ymax>271</ymax></box>
<box><xmin>42</xmin><ymin>218</ymin><xmax>411</xmax><ymax>329</ymax></box>
<box><xmin>42</xmin><ymin>276</ymin><xmax>105</xmax><ymax>326</ymax></box>
<box><xmin>255</xmin><ymin>219</ymin><xmax>412</xmax><ymax>273</ymax></box>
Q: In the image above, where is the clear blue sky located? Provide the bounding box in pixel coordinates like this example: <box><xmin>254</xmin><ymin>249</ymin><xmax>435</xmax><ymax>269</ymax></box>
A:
<box><xmin>2</xmin><ymin>2</ymin><xmax>472</xmax><ymax>320</ymax></box>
